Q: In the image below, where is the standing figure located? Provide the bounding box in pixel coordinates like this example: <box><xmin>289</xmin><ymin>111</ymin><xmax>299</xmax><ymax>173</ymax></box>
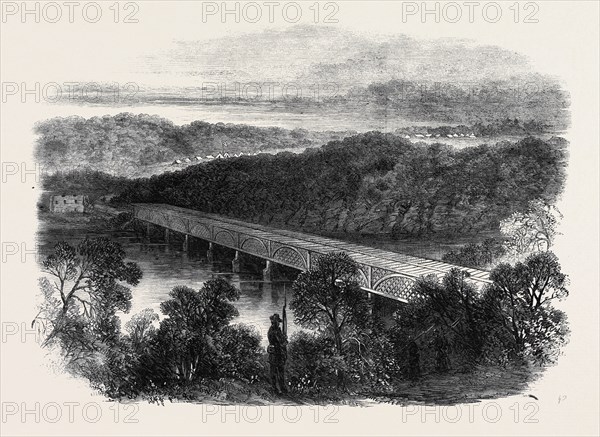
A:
<box><xmin>268</xmin><ymin>313</ymin><xmax>288</xmax><ymax>394</ymax></box>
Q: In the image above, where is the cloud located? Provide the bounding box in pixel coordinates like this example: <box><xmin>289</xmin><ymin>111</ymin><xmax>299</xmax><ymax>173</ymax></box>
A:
<box><xmin>138</xmin><ymin>26</ymin><xmax>533</xmax><ymax>90</ymax></box>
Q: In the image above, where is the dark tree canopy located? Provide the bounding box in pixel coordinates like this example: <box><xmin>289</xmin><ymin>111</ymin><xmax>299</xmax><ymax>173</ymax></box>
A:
<box><xmin>42</xmin><ymin>238</ymin><xmax>142</xmax><ymax>317</ymax></box>
<box><xmin>153</xmin><ymin>278</ymin><xmax>241</xmax><ymax>382</ymax></box>
<box><xmin>291</xmin><ymin>252</ymin><xmax>371</xmax><ymax>355</ymax></box>
<box><xmin>109</xmin><ymin>134</ymin><xmax>567</xmax><ymax>238</ymax></box>
<box><xmin>485</xmin><ymin>251</ymin><xmax>569</xmax><ymax>357</ymax></box>
<box><xmin>39</xmin><ymin>238</ymin><xmax>142</xmax><ymax>356</ymax></box>
<box><xmin>488</xmin><ymin>251</ymin><xmax>568</xmax><ymax>312</ymax></box>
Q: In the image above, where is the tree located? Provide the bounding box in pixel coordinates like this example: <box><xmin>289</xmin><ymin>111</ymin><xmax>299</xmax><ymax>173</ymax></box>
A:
<box><xmin>42</xmin><ymin>238</ymin><xmax>142</xmax><ymax>317</ymax></box>
<box><xmin>153</xmin><ymin>278</ymin><xmax>240</xmax><ymax>382</ymax></box>
<box><xmin>489</xmin><ymin>251</ymin><xmax>567</xmax><ymax>312</ymax></box>
<box><xmin>125</xmin><ymin>308</ymin><xmax>159</xmax><ymax>351</ymax></box>
<box><xmin>500</xmin><ymin>200</ymin><xmax>562</xmax><ymax>258</ymax></box>
<box><xmin>408</xmin><ymin>269</ymin><xmax>487</xmax><ymax>359</ymax></box>
<box><xmin>40</xmin><ymin>238</ymin><xmax>142</xmax><ymax>346</ymax></box>
<box><xmin>486</xmin><ymin>251</ymin><xmax>568</xmax><ymax>357</ymax></box>
<box><xmin>291</xmin><ymin>252</ymin><xmax>371</xmax><ymax>356</ymax></box>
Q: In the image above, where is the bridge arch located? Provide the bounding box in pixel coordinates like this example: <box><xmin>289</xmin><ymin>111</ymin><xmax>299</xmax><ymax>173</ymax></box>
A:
<box><xmin>240</xmin><ymin>236</ymin><xmax>268</xmax><ymax>257</ymax></box>
<box><xmin>151</xmin><ymin>212</ymin><xmax>171</xmax><ymax>228</ymax></box>
<box><xmin>170</xmin><ymin>217</ymin><xmax>189</xmax><ymax>234</ymax></box>
<box><xmin>190</xmin><ymin>223</ymin><xmax>211</xmax><ymax>239</ymax></box>
<box><xmin>356</xmin><ymin>268</ymin><xmax>369</xmax><ymax>289</ymax></box>
<box><xmin>272</xmin><ymin>246</ymin><xmax>307</xmax><ymax>270</ymax></box>
<box><xmin>373</xmin><ymin>274</ymin><xmax>417</xmax><ymax>302</ymax></box>
<box><xmin>214</xmin><ymin>230</ymin><xmax>236</xmax><ymax>248</ymax></box>
<box><xmin>136</xmin><ymin>208</ymin><xmax>153</xmax><ymax>222</ymax></box>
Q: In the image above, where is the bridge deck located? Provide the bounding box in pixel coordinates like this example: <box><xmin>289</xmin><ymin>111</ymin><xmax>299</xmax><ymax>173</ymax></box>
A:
<box><xmin>134</xmin><ymin>204</ymin><xmax>491</xmax><ymax>297</ymax></box>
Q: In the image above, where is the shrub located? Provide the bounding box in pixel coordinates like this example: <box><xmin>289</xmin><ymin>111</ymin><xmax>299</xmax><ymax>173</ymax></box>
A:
<box><xmin>286</xmin><ymin>332</ymin><xmax>344</xmax><ymax>393</ymax></box>
<box><xmin>215</xmin><ymin>324</ymin><xmax>265</xmax><ymax>383</ymax></box>
<box><xmin>343</xmin><ymin>330</ymin><xmax>399</xmax><ymax>389</ymax></box>
<box><xmin>524</xmin><ymin>306</ymin><xmax>569</xmax><ymax>365</ymax></box>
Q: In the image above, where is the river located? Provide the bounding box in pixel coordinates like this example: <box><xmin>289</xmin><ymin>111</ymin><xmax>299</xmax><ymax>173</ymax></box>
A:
<box><xmin>37</xmin><ymin>215</ymin><xmax>302</xmax><ymax>346</ymax></box>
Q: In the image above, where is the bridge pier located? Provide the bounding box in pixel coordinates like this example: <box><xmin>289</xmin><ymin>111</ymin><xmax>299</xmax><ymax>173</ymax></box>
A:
<box><xmin>182</xmin><ymin>234</ymin><xmax>189</xmax><ymax>252</ymax></box>
<box><xmin>263</xmin><ymin>260</ymin><xmax>273</xmax><ymax>282</ymax></box>
<box><xmin>164</xmin><ymin>228</ymin><xmax>170</xmax><ymax>253</ymax></box>
<box><xmin>206</xmin><ymin>242</ymin><xmax>214</xmax><ymax>263</ymax></box>
<box><xmin>232</xmin><ymin>251</ymin><xmax>241</xmax><ymax>273</ymax></box>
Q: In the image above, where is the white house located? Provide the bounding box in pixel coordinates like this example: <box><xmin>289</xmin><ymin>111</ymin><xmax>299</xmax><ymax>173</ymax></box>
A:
<box><xmin>50</xmin><ymin>194</ymin><xmax>85</xmax><ymax>213</ymax></box>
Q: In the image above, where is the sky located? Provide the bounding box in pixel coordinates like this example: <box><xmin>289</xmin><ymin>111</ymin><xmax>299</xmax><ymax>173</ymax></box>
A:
<box><xmin>1</xmin><ymin>1</ymin><xmax>583</xmax><ymax>89</ymax></box>
<box><xmin>1</xmin><ymin>1</ymin><xmax>580</xmax><ymax>136</ymax></box>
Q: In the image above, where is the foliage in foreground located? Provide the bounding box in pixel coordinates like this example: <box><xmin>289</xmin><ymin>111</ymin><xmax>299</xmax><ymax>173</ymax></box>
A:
<box><xmin>392</xmin><ymin>252</ymin><xmax>569</xmax><ymax>374</ymax></box>
<box><xmin>37</xmin><ymin>240</ymin><xmax>570</xmax><ymax>403</ymax></box>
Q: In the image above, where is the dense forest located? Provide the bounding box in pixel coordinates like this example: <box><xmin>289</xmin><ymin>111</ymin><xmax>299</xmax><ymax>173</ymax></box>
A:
<box><xmin>393</xmin><ymin>118</ymin><xmax>553</xmax><ymax>138</ymax></box>
<box><xmin>112</xmin><ymin>132</ymin><xmax>568</xmax><ymax>237</ymax></box>
<box><xmin>34</xmin><ymin>110</ymin><xmax>566</xmax><ymax>179</ymax></box>
<box><xmin>34</xmin><ymin>114</ymin><xmax>355</xmax><ymax>176</ymax></box>
<box><xmin>358</xmin><ymin>78</ymin><xmax>570</xmax><ymax>129</ymax></box>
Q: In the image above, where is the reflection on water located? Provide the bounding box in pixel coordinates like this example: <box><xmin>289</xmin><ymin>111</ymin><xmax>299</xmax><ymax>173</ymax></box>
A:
<box><xmin>37</xmin><ymin>226</ymin><xmax>301</xmax><ymax>346</ymax></box>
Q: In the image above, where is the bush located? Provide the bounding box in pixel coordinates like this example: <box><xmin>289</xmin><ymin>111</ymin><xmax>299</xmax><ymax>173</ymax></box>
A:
<box><xmin>215</xmin><ymin>324</ymin><xmax>265</xmax><ymax>383</ymax></box>
<box><xmin>286</xmin><ymin>332</ymin><xmax>344</xmax><ymax>394</ymax></box>
<box><xmin>524</xmin><ymin>306</ymin><xmax>569</xmax><ymax>365</ymax></box>
<box><xmin>343</xmin><ymin>330</ymin><xmax>399</xmax><ymax>389</ymax></box>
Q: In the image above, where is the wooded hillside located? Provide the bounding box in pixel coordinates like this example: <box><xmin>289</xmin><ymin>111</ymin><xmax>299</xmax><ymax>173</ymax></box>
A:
<box><xmin>113</xmin><ymin>133</ymin><xmax>568</xmax><ymax>237</ymax></box>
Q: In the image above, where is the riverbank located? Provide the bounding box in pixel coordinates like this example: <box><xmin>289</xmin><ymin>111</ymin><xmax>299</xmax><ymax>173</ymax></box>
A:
<box><xmin>124</xmin><ymin>362</ymin><xmax>538</xmax><ymax>407</ymax></box>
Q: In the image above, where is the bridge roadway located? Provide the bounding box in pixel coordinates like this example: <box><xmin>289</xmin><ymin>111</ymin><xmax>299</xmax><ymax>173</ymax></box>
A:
<box><xmin>133</xmin><ymin>203</ymin><xmax>491</xmax><ymax>302</ymax></box>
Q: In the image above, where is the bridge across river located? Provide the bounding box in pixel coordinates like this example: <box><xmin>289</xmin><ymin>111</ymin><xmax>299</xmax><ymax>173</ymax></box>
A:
<box><xmin>132</xmin><ymin>203</ymin><xmax>491</xmax><ymax>302</ymax></box>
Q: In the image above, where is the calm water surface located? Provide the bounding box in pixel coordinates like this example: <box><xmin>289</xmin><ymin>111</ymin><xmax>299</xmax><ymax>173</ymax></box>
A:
<box><xmin>37</xmin><ymin>223</ymin><xmax>301</xmax><ymax>346</ymax></box>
